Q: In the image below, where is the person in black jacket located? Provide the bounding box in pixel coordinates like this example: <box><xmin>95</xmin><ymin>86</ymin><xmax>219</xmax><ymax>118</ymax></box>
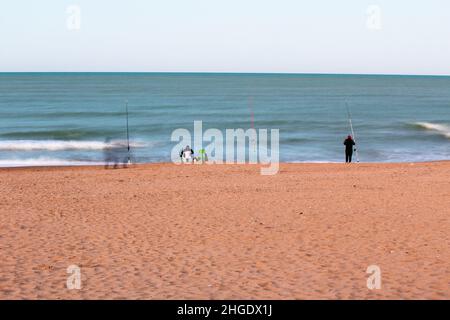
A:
<box><xmin>343</xmin><ymin>135</ymin><xmax>356</xmax><ymax>163</ymax></box>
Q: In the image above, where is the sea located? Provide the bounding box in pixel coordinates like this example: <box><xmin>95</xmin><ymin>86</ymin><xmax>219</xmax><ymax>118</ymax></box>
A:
<box><xmin>0</xmin><ymin>73</ymin><xmax>449</xmax><ymax>167</ymax></box>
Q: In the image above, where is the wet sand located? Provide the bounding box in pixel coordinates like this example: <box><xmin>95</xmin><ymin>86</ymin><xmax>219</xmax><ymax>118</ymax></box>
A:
<box><xmin>0</xmin><ymin>162</ymin><xmax>449</xmax><ymax>299</ymax></box>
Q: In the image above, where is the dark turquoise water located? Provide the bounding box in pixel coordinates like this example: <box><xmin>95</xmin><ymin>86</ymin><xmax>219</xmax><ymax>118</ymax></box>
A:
<box><xmin>0</xmin><ymin>73</ymin><xmax>449</xmax><ymax>166</ymax></box>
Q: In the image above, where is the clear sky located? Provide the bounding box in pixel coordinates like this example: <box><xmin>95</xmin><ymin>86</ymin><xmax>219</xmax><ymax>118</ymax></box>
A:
<box><xmin>0</xmin><ymin>0</ymin><xmax>449</xmax><ymax>75</ymax></box>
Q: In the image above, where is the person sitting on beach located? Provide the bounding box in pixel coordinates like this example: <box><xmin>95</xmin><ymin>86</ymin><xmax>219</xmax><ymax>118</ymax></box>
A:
<box><xmin>180</xmin><ymin>145</ymin><xmax>194</xmax><ymax>163</ymax></box>
<box><xmin>343</xmin><ymin>135</ymin><xmax>356</xmax><ymax>163</ymax></box>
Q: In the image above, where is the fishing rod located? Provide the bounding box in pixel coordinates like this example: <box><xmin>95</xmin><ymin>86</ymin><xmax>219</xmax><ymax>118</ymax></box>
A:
<box><xmin>345</xmin><ymin>101</ymin><xmax>360</xmax><ymax>163</ymax></box>
<box><xmin>248</xmin><ymin>96</ymin><xmax>255</xmax><ymax>129</ymax></box>
<box><xmin>248</xmin><ymin>96</ymin><xmax>257</xmax><ymax>154</ymax></box>
<box><xmin>125</xmin><ymin>100</ymin><xmax>131</xmax><ymax>165</ymax></box>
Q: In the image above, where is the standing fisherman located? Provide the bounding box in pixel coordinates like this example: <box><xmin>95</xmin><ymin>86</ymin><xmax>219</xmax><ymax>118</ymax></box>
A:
<box><xmin>343</xmin><ymin>135</ymin><xmax>356</xmax><ymax>163</ymax></box>
<box><xmin>125</xmin><ymin>100</ymin><xmax>131</xmax><ymax>165</ymax></box>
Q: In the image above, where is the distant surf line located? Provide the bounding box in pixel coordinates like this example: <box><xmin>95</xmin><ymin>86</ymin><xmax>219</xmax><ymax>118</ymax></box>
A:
<box><xmin>0</xmin><ymin>140</ymin><xmax>148</xmax><ymax>151</ymax></box>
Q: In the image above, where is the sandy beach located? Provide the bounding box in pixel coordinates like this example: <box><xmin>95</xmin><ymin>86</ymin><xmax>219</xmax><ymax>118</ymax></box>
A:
<box><xmin>0</xmin><ymin>162</ymin><xmax>449</xmax><ymax>299</ymax></box>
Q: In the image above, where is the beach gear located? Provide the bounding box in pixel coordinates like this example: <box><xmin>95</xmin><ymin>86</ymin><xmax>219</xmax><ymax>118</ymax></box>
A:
<box><xmin>198</xmin><ymin>149</ymin><xmax>207</xmax><ymax>162</ymax></box>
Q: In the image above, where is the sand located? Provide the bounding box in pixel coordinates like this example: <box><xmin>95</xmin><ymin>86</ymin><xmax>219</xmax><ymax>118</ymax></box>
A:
<box><xmin>0</xmin><ymin>162</ymin><xmax>449</xmax><ymax>300</ymax></box>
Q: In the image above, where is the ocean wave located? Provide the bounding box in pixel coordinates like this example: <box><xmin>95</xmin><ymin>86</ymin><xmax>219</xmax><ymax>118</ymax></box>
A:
<box><xmin>0</xmin><ymin>129</ymin><xmax>122</xmax><ymax>140</ymax></box>
<box><xmin>0</xmin><ymin>157</ymin><xmax>105</xmax><ymax>168</ymax></box>
<box><xmin>414</xmin><ymin>122</ymin><xmax>450</xmax><ymax>139</ymax></box>
<box><xmin>0</xmin><ymin>140</ymin><xmax>147</xmax><ymax>151</ymax></box>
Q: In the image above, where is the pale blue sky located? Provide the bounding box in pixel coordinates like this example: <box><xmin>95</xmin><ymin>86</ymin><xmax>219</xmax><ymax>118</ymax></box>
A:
<box><xmin>0</xmin><ymin>0</ymin><xmax>449</xmax><ymax>74</ymax></box>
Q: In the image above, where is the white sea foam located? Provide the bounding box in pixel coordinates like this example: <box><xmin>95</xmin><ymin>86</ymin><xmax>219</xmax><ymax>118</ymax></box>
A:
<box><xmin>415</xmin><ymin>122</ymin><xmax>450</xmax><ymax>139</ymax></box>
<box><xmin>0</xmin><ymin>157</ymin><xmax>105</xmax><ymax>168</ymax></box>
<box><xmin>0</xmin><ymin>140</ymin><xmax>147</xmax><ymax>151</ymax></box>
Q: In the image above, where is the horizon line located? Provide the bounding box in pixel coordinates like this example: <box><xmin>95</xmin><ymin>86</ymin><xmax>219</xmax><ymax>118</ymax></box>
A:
<box><xmin>1</xmin><ymin>71</ymin><xmax>450</xmax><ymax>77</ymax></box>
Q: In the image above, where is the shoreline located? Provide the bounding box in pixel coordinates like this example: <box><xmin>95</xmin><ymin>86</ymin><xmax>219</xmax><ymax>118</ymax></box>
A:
<box><xmin>0</xmin><ymin>159</ymin><xmax>449</xmax><ymax>171</ymax></box>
